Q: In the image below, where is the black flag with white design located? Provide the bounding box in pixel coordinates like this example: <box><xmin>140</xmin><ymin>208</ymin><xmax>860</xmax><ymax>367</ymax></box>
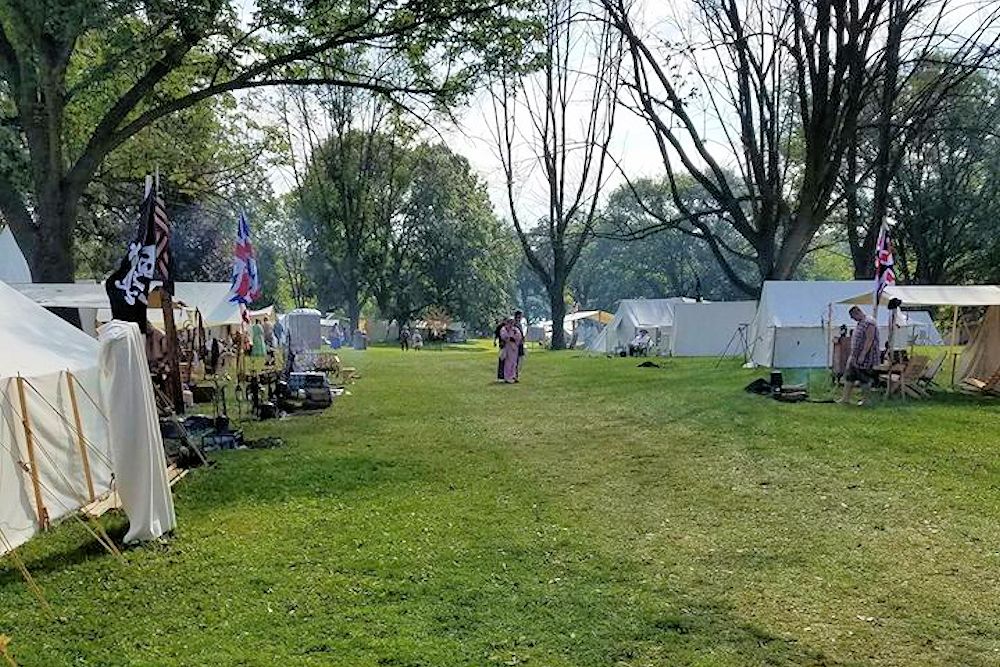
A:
<box><xmin>105</xmin><ymin>189</ymin><xmax>157</xmax><ymax>332</ymax></box>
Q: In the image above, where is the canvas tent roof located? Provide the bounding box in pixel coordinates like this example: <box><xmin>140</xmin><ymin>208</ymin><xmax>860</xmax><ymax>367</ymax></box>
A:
<box><xmin>10</xmin><ymin>281</ymin><xmax>243</xmax><ymax>329</ymax></box>
<box><xmin>0</xmin><ymin>227</ymin><xmax>31</xmax><ymax>283</ymax></box>
<box><xmin>839</xmin><ymin>284</ymin><xmax>1000</xmax><ymax>307</ymax></box>
<box><xmin>0</xmin><ymin>280</ymin><xmax>113</xmax><ymax>554</ymax></box>
<box><xmin>588</xmin><ymin>298</ymin><xmax>694</xmax><ymax>353</ymax></box>
<box><xmin>958</xmin><ymin>306</ymin><xmax>1000</xmax><ymax>382</ymax></box>
<box><xmin>748</xmin><ymin>281</ymin><xmax>917</xmax><ymax>368</ymax></box>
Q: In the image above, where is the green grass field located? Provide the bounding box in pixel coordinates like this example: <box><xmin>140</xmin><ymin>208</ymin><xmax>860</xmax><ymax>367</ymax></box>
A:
<box><xmin>3</xmin><ymin>343</ymin><xmax>1000</xmax><ymax>666</ymax></box>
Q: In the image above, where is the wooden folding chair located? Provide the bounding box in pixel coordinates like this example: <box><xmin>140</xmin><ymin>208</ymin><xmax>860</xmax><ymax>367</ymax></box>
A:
<box><xmin>894</xmin><ymin>355</ymin><xmax>930</xmax><ymax>399</ymax></box>
<box><xmin>961</xmin><ymin>366</ymin><xmax>1000</xmax><ymax>396</ymax></box>
<box><xmin>917</xmin><ymin>352</ymin><xmax>947</xmax><ymax>392</ymax></box>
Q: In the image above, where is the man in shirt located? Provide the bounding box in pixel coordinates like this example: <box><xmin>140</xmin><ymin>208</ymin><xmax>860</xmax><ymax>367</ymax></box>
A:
<box><xmin>628</xmin><ymin>329</ymin><xmax>651</xmax><ymax>356</ymax></box>
<box><xmin>840</xmin><ymin>306</ymin><xmax>880</xmax><ymax>405</ymax></box>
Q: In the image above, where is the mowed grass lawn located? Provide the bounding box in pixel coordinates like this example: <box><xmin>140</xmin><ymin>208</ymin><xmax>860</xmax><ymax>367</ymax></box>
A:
<box><xmin>3</xmin><ymin>343</ymin><xmax>1000</xmax><ymax>666</ymax></box>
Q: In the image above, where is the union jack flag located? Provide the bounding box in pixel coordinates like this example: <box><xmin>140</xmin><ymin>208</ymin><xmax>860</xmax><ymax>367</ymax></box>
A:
<box><xmin>228</xmin><ymin>211</ymin><xmax>261</xmax><ymax>305</ymax></box>
<box><xmin>874</xmin><ymin>221</ymin><xmax>896</xmax><ymax>301</ymax></box>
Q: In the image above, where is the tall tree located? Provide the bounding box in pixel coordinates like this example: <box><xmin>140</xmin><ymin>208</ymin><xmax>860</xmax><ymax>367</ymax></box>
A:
<box><xmin>889</xmin><ymin>73</ymin><xmax>1000</xmax><ymax>285</ymax></box>
<box><xmin>492</xmin><ymin>0</ymin><xmax>621</xmax><ymax>349</ymax></box>
<box><xmin>0</xmin><ymin>0</ymin><xmax>532</xmax><ymax>284</ymax></box>
<box><xmin>601</xmin><ymin>0</ymin><xmax>999</xmax><ymax>293</ymax></box>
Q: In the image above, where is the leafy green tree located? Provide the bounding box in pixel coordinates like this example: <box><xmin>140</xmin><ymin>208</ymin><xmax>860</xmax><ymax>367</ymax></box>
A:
<box><xmin>0</xmin><ymin>0</ymin><xmax>534</xmax><ymax>284</ymax></box>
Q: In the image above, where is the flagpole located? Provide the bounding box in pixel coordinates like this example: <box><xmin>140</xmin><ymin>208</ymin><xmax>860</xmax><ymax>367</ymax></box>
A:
<box><xmin>155</xmin><ymin>171</ymin><xmax>185</xmax><ymax>414</ymax></box>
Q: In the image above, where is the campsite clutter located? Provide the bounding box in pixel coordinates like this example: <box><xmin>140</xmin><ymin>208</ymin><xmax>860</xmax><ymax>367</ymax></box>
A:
<box><xmin>578</xmin><ymin>276</ymin><xmax>998</xmax><ymax>404</ymax></box>
<box><xmin>0</xmin><ymin>176</ymin><xmax>361</xmax><ymax>614</ymax></box>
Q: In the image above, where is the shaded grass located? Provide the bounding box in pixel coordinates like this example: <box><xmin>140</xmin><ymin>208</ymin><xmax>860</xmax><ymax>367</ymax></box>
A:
<box><xmin>2</xmin><ymin>342</ymin><xmax>999</xmax><ymax>666</ymax></box>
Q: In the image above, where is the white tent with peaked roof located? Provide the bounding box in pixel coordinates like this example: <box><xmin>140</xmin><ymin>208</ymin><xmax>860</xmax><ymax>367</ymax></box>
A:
<box><xmin>0</xmin><ymin>281</ymin><xmax>174</xmax><ymax>555</ymax></box>
<box><xmin>748</xmin><ymin>281</ymin><xmax>917</xmax><ymax>368</ymax></box>
<box><xmin>0</xmin><ymin>227</ymin><xmax>31</xmax><ymax>283</ymax></box>
<box><xmin>588</xmin><ymin>298</ymin><xmax>695</xmax><ymax>354</ymax></box>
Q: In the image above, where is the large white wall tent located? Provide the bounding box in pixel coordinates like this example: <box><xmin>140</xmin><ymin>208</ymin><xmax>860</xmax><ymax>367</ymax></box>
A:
<box><xmin>0</xmin><ymin>227</ymin><xmax>31</xmax><ymax>283</ymax></box>
<box><xmin>670</xmin><ymin>301</ymin><xmax>758</xmax><ymax>357</ymax></box>
<box><xmin>748</xmin><ymin>281</ymin><xmax>917</xmax><ymax>368</ymax></box>
<box><xmin>588</xmin><ymin>298</ymin><xmax>694</xmax><ymax>354</ymax></box>
<box><xmin>9</xmin><ymin>282</ymin><xmax>243</xmax><ymax>338</ymax></box>
<box><xmin>0</xmin><ymin>282</ymin><xmax>174</xmax><ymax>555</ymax></box>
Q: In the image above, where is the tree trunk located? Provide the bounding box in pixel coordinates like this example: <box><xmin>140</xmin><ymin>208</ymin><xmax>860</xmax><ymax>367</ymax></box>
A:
<box><xmin>548</xmin><ymin>283</ymin><xmax>567</xmax><ymax>350</ymax></box>
<box><xmin>346</xmin><ymin>291</ymin><xmax>361</xmax><ymax>333</ymax></box>
<box><xmin>30</xmin><ymin>186</ymin><xmax>82</xmax><ymax>326</ymax></box>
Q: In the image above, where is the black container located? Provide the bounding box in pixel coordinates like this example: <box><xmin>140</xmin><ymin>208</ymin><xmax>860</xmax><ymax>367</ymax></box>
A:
<box><xmin>770</xmin><ymin>370</ymin><xmax>784</xmax><ymax>392</ymax></box>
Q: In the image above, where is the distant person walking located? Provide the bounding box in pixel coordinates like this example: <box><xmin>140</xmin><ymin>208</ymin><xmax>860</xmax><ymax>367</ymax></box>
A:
<box><xmin>499</xmin><ymin>317</ymin><xmax>523</xmax><ymax>383</ymax></box>
<box><xmin>262</xmin><ymin>316</ymin><xmax>275</xmax><ymax>348</ymax></box>
<box><xmin>840</xmin><ymin>306</ymin><xmax>880</xmax><ymax>405</ymax></box>
<box><xmin>400</xmin><ymin>326</ymin><xmax>411</xmax><ymax>351</ymax></box>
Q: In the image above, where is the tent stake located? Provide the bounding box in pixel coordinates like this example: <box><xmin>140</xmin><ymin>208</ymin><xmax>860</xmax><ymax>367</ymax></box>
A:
<box><xmin>15</xmin><ymin>376</ymin><xmax>48</xmax><ymax>530</ymax></box>
<box><xmin>65</xmin><ymin>371</ymin><xmax>96</xmax><ymax>502</ymax></box>
<box><xmin>950</xmin><ymin>305</ymin><xmax>960</xmax><ymax>387</ymax></box>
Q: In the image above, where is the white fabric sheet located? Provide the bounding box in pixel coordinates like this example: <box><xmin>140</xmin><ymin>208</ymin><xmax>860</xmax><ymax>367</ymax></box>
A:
<box><xmin>98</xmin><ymin>321</ymin><xmax>176</xmax><ymax>543</ymax></box>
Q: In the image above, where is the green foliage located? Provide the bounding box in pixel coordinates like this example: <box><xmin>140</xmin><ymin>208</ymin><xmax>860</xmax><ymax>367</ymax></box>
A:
<box><xmin>296</xmin><ymin>127</ymin><xmax>516</xmax><ymax>329</ymax></box>
<box><xmin>4</xmin><ymin>348</ymin><xmax>1000</xmax><ymax>665</ymax></box>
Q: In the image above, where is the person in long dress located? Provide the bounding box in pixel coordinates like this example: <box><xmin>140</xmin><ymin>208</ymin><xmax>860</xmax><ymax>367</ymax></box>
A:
<box><xmin>251</xmin><ymin>319</ymin><xmax>266</xmax><ymax>357</ymax></box>
<box><xmin>500</xmin><ymin>317</ymin><xmax>523</xmax><ymax>383</ymax></box>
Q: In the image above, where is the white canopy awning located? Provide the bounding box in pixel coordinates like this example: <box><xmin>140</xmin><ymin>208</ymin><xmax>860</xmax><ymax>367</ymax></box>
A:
<box><xmin>10</xmin><ymin>281</ymin><xmax>243</xmax><ymax>328</ymax></box>
<box><xmin>839</xmin><ymin>285</ymin><xmax>1000</xmax><ymax>307</ymax></box>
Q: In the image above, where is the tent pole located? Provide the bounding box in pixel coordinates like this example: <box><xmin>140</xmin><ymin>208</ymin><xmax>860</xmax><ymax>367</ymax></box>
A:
<box><xmin>950</xmin><ymin>305</ymin><xmax>960</xmax><ymax>387</ymax></box>
<box><xmin>159</xmin><ymin>290</ymin><xmax>185</xmax><ymax>415</ymax></box>
<box><xmin>886</xmin><ymin>309</ymin><xmax>896</xmax><ymax>398</ymax></box>
<box><xmin>15</xmin><ymin>376</ymin><xmax>48</xmax><ymax>530</ymax></box>
<box><xmin>64</xmin><ymin>372</ymin><xmax>96</xmax><ymax>502</ymax></box>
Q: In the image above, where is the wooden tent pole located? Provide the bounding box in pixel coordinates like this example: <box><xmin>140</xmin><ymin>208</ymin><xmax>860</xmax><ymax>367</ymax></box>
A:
<box><xmin>15</xmin><ymin>376</ymin><xmax>48</xmax><ymax>530</ymax></box>
<box><xmin>950</xmin><ymin>305</ymin><xmax>960</xmax><ymax>387</ymax></box>
<box><xmin>64</xmin><ymin>372</ymin><xmax>96</xmax><ymax>502</ymax></box>
<box><xmin>160</xmin><ymin>290</ymin><xmax>185</xmax><ymax>414</ymax></box>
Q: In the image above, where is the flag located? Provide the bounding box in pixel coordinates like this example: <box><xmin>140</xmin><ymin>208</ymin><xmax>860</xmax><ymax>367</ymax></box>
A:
<box><xmin>874</xmin><ymin>221</ymin><xmax>896</xmax><ymax>302</ymax></box>
<box><xmin>152</xmin><ymin>181</ymin><xmax>174</xmax><ymax>295</ymax></box>
<box><xmin>105</xmin><ymin>186</ymin><xmax>157</xmax><ymax>331</ymax></box>
<box><xmin>228</xmin><ymin>211</ymin><xmax>261</xmax><ymax>305</ymax></box>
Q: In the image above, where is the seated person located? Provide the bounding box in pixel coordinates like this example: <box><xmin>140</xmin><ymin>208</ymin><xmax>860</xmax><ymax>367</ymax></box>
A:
<box><xmin>628</xmin><ymin>329</ymin><xmax>651</xmax><ymax>356</ymax></box>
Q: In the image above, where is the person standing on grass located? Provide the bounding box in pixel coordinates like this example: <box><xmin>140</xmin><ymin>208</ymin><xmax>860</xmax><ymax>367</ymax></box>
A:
<box><xmin>400</xmin><ymin>325</ymin><xmax>411</xmax><ymax>351</ymax></box>
<box><xmin>840</xmin><ymin>305</ymin><xmax>880</xmax><ymax>405</ymax></box>
<box><xmin>494</xmin><ymin>319</ymin><xmax>505</xmax><ymax>381</ymax></box>
<box><xmin>514</xmin><ymin>309</ymin><xmax>527</xmax><ymax>378</ymax></box>
<box><xmin>499</xmin><ymin>317</ymin><xmax>523</xmax><ymax>383</ymax></box>
<box><xmin>250</xmin><ymin>318</ymin><xmax>266</xmax><ymax>357</ymax></box>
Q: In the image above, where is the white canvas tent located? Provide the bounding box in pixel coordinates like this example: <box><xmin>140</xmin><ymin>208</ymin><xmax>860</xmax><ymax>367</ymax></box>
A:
<box><xmin>958</xmin><ymin>306</ymin><xmax>1000</xmax><ymax>382</ymax></box>
<box><xmin>0</xmin><ymin>227</ymin><xmax>31</xmax><ymax>283</ymax></box>
<box><xmin>903</xmin><ymin>310</ymin><xmax>944</xmax><ymax>346</ymax></box>
<box><xmin>0</xmin><ymin>282</ymin><xmax>174</xmax><ymax>556</ymax></box>
<box><xmin>10</xmin><ymin>281</ymin><xmax>243</xmax><ymax>338</ymax></box>
<box><xmin>670</xmin><ymin>301</ymin><xmax>758</xmax><ymax>357</ymax></box>
<box><xmin>748</xmin><ymin>281</ymin><xmax>918</xmax><ymax>368</ymax></box>
<box><xmin>588</xmin><ymin>298</ymin><xmax>694</xmax><ymax>354</ymax></box>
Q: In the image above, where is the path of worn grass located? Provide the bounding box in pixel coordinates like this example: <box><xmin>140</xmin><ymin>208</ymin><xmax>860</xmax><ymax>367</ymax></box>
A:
<box><xmin>2</xmin><ymin>343</ymin><xmax>999</xmax><ymax>666</ymax></box>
